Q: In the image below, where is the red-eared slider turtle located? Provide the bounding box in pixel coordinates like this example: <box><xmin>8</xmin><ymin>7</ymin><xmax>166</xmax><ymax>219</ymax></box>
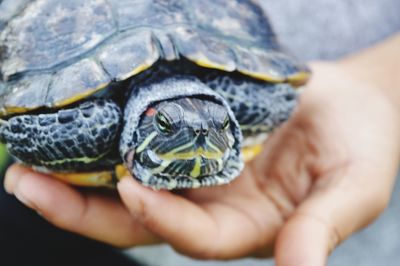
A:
<box><xmin>0</xmin><ymin>0</ymin><xmax>310</xmax><ymax>189</ymax></box>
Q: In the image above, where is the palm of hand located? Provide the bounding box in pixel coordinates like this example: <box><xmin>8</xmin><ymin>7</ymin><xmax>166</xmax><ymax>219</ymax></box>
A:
<box><xmin>5</xmin><ymin>63</ymin><xmax>400</xmax><ymax>264</ymax></box>
<box><xmin>119</xmin><ymin>63</ymin><xmax>400</xmax><ymax>262</ymax></box>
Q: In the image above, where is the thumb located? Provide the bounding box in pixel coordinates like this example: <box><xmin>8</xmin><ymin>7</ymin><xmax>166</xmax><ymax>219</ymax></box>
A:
<box><xmin>275</xmin><ymin>164</ymin><xmax>395</xmax><ymax>266</ymax></box>
<box><xmin>275</xmin><ymin>213</ymin><xmax>337</xmax><ymax>266</ymax></box>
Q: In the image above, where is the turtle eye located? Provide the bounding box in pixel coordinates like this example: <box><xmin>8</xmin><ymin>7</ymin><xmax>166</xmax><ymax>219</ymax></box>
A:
<box><xmin>222</xmin><ymin>116</ymin><xmax>230</xmax><ymax>130</ymax></box>
<box><xmin>156</xmin><ymin>112</ymin><xmax>173</xmax><ymax>134</ymax></box>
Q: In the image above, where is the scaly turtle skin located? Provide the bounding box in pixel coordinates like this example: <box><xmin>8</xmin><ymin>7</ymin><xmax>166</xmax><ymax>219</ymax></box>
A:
<box><xmin>0</xmin><ymin>0</ymin><xmax>310</xmax><ymax>189</ymax></box>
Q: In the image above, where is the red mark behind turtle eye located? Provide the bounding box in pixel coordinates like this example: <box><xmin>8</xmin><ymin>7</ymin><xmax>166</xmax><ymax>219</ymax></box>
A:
<box><xmin>145</xmin><ymin>107</ymin><xmax>157</xmax><ymax>116</ymax></box>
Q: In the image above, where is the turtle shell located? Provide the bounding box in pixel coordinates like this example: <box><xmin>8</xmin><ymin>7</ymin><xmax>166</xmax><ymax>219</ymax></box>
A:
<box><xmin>0</xmin><ymin>0</ymin><xmax>310</xmax><ymax>117</ymax></box>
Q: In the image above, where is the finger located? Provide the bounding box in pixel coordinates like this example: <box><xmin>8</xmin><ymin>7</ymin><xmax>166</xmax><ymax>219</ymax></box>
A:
<box><xmin>5</xmin><ymin>164</ymin><xmax>159</xmax><ymax>247</ymax></box>
<box><xmin>117</xmin><ymin>176</ymin><xmax>279</xmax><ymax>259</ymax></box>
<box><xmin>275</xmin><ymin>214</ymin><xmax>334</xmax><ymax>266</ymax></box>
<box><xmin>118</xmin><ymin>177</ymin><xmax>220</xmax><ymax>258</ymax></box>
<box><xmin>275</xmin><ymin>164</ymin><xmax>396</xmax><ymax>266</ymax></box>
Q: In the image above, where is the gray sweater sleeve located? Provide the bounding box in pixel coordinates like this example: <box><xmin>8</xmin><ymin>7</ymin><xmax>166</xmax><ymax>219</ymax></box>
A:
<box><xmin>260</xmin><ymin>0</ymin><xmax>400</xmax><ymax>60</ymax></box>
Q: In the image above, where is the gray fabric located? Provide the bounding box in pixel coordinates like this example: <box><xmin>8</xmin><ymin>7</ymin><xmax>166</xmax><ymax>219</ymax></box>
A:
<box><xmin>127</xmin><ymin>0</ymin><xmax>400</xmax><ymax>264</ymax></box>
<box><xmin>262</xmin><ymin>0</ymin><xmax>400</xmax><ymax>60</ymax></box>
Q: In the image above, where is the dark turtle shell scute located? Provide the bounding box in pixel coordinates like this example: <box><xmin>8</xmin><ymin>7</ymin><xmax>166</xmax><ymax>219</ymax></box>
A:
<box><xmin>98</xmin><ymin>31</ymin><xmax>161</xmax><ymax>81</ymax></box>
<box><xmin>0</xmin><ymin>0</ymin><xmax>310</xmax><ymax>116</ymax></box>
<box><xmin>0</xmin><ymin>0</ymin><xmax>30</xmax><ymax>31</ymax></box>
<box><xmin>114</xmin><ymin>0</ymin><xmax>189</xmax><ymax>31</ymax></box>
<box><xmin>1</xmin><ymin>0</ymin><xmax>116</xmax><ymax>78</ymax></box>
<box><xmin>1</xmin><ymin>74</ymin><xmax>52</xmax><ymax>111</ymax></box>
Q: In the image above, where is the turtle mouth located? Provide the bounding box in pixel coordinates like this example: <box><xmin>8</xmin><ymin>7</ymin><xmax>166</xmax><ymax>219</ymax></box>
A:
<box><xmin>156</xmin><ymin>145</ymin><xmax>226</xmax><ymax>161</ymax></box>
<box><xmin>131</xmin><ymin>144</ymin><xmax>242</xmax><ymax>189</ymax></box>
<box><xmin>130</xmin><ymin>130</ymin><xmax>239</xmax><ymax>189</ymax></box>
<box><xmin>142</xmin><ymin>148</ymin><xmax>230</xmax><ymax>179</ymax></box>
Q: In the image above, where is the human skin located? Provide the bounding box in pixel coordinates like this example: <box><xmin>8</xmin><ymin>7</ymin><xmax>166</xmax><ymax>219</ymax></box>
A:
<box><xmin>4</xmin><ymin>34</ymin><xmax>400</xmax><ymax>265</ymax></box>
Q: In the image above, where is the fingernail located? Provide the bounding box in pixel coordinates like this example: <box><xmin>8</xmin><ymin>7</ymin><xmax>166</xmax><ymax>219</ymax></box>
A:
<box><xmin>14</xmin><ymin>191</ymin><xmax>35</xmax><ymax>210</ymax></box>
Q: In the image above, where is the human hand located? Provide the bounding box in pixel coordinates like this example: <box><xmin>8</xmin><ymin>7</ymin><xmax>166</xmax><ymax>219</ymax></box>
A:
<box><xmin>4</xmin><ymin>61</ymin><xmax>400</xmax><ymax>265</ymax></box>
<box><xmin>4</xmin><ymin>164</ymin><xmax>160</xmax><ymax>248</ymax></box>
<box><xmin>114</xmin><ymin>61</ymin><xmax>400</xmax><ymax>263</ymax></box>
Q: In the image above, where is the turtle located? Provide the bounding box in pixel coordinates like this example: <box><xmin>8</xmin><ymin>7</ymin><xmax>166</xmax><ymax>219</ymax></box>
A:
<box><xmin>0</xmin><ymin>0</ymin><xmax>310</xmax><ymax>190</ymax></box>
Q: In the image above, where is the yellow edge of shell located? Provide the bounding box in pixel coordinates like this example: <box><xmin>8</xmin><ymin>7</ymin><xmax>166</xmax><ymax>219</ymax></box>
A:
<box><xmin>1</xmin><ymin>60</ymin><xmax>310</xmax><ymax>117</ymax></box>
<box><xmin>118</xmin><ymin>63</ymin><xmax>152</xmax><ymax>81</ymax></box>
<box><xmin>47</xmin><ymin>164</ymin><xmax>130</xmax><ymax>187</ymax></box>
<box><xmin>115</xmin><ymin>164</ymin><xmax>130</xmax><ymax>181</ymax></box>
<box><xmin>52</xmin><ymin>171</ymin><xmax>115</xmax><ymax>188</ymax></box>
<box><xmin>287</xmin><ymin>71</ymin><xmax>311</xmax><ymax>86</ymax></box>
<box><xmin>0</xmin><ymin>63</ymin><xmax>153</xmax><ymax>117</ymax></box>
<box><xmin>191</xmin><ymin>57</ymin><xmax>234</xmax><ymax>72</ymax></box>
<box><xmin>193</xmin><ymin>58</ymin><xmax>311</xmax><ymax>87</ymax></box>
<box><xmin>53</xmin><ymin>82</ymin><xmax>109</xmax><ymax>108</ymax></box>
<box><xmin>242</xmin><ymin>144</ymin><xmax>263</xmax><ymax>162</ymax></box>
<box><xmin>0</xmin><ymin>106</ymin><xmax>33</xmax><ymax>116</ymax></box>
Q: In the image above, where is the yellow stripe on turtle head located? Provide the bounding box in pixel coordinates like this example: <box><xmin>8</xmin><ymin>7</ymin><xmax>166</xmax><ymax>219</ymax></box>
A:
<box><xmin>136</xmin><ymin>131</ymin><xmax>158</xmax><ymax>153</ymax></box>
<box><xmin>190</xmin><ymin>157</ymin><xmax>202</xmax><ymax>178</ymax></box>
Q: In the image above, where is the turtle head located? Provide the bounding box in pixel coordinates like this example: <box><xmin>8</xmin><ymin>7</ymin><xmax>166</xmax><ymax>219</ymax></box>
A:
<box><xmin>130</xmin><ymin>97</ymin><xmax>236</xmax><ymax>187</ymax></box>
<box><xmin>120</xmin><ymin>77</ymin><xmax>243</xmax><ymax>189</ymax></box>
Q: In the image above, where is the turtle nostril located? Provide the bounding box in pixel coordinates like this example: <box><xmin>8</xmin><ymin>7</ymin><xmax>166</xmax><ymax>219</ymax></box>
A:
<box><xmin>194</xmin><ymin>129</ymin><xmax>201</xmax><ymax>135</ymax></box>
<box><xmin>201</xmin><ymin>129</ymin><xmax>208</xmax><ymax>135</ymax></box>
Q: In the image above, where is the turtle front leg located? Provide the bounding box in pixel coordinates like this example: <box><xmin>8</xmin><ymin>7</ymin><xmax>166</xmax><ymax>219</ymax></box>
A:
<box><xmin>0</xmin><ymin>99</ymin><xmax>122</xmax><ymax>175</ymax></box>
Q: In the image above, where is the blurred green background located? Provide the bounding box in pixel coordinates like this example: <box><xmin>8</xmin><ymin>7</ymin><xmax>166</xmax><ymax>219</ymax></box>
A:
<box><xmin>0</xmin><ymin>144</ymin><xmax>10</xmax><ymax>177</ymax></box>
